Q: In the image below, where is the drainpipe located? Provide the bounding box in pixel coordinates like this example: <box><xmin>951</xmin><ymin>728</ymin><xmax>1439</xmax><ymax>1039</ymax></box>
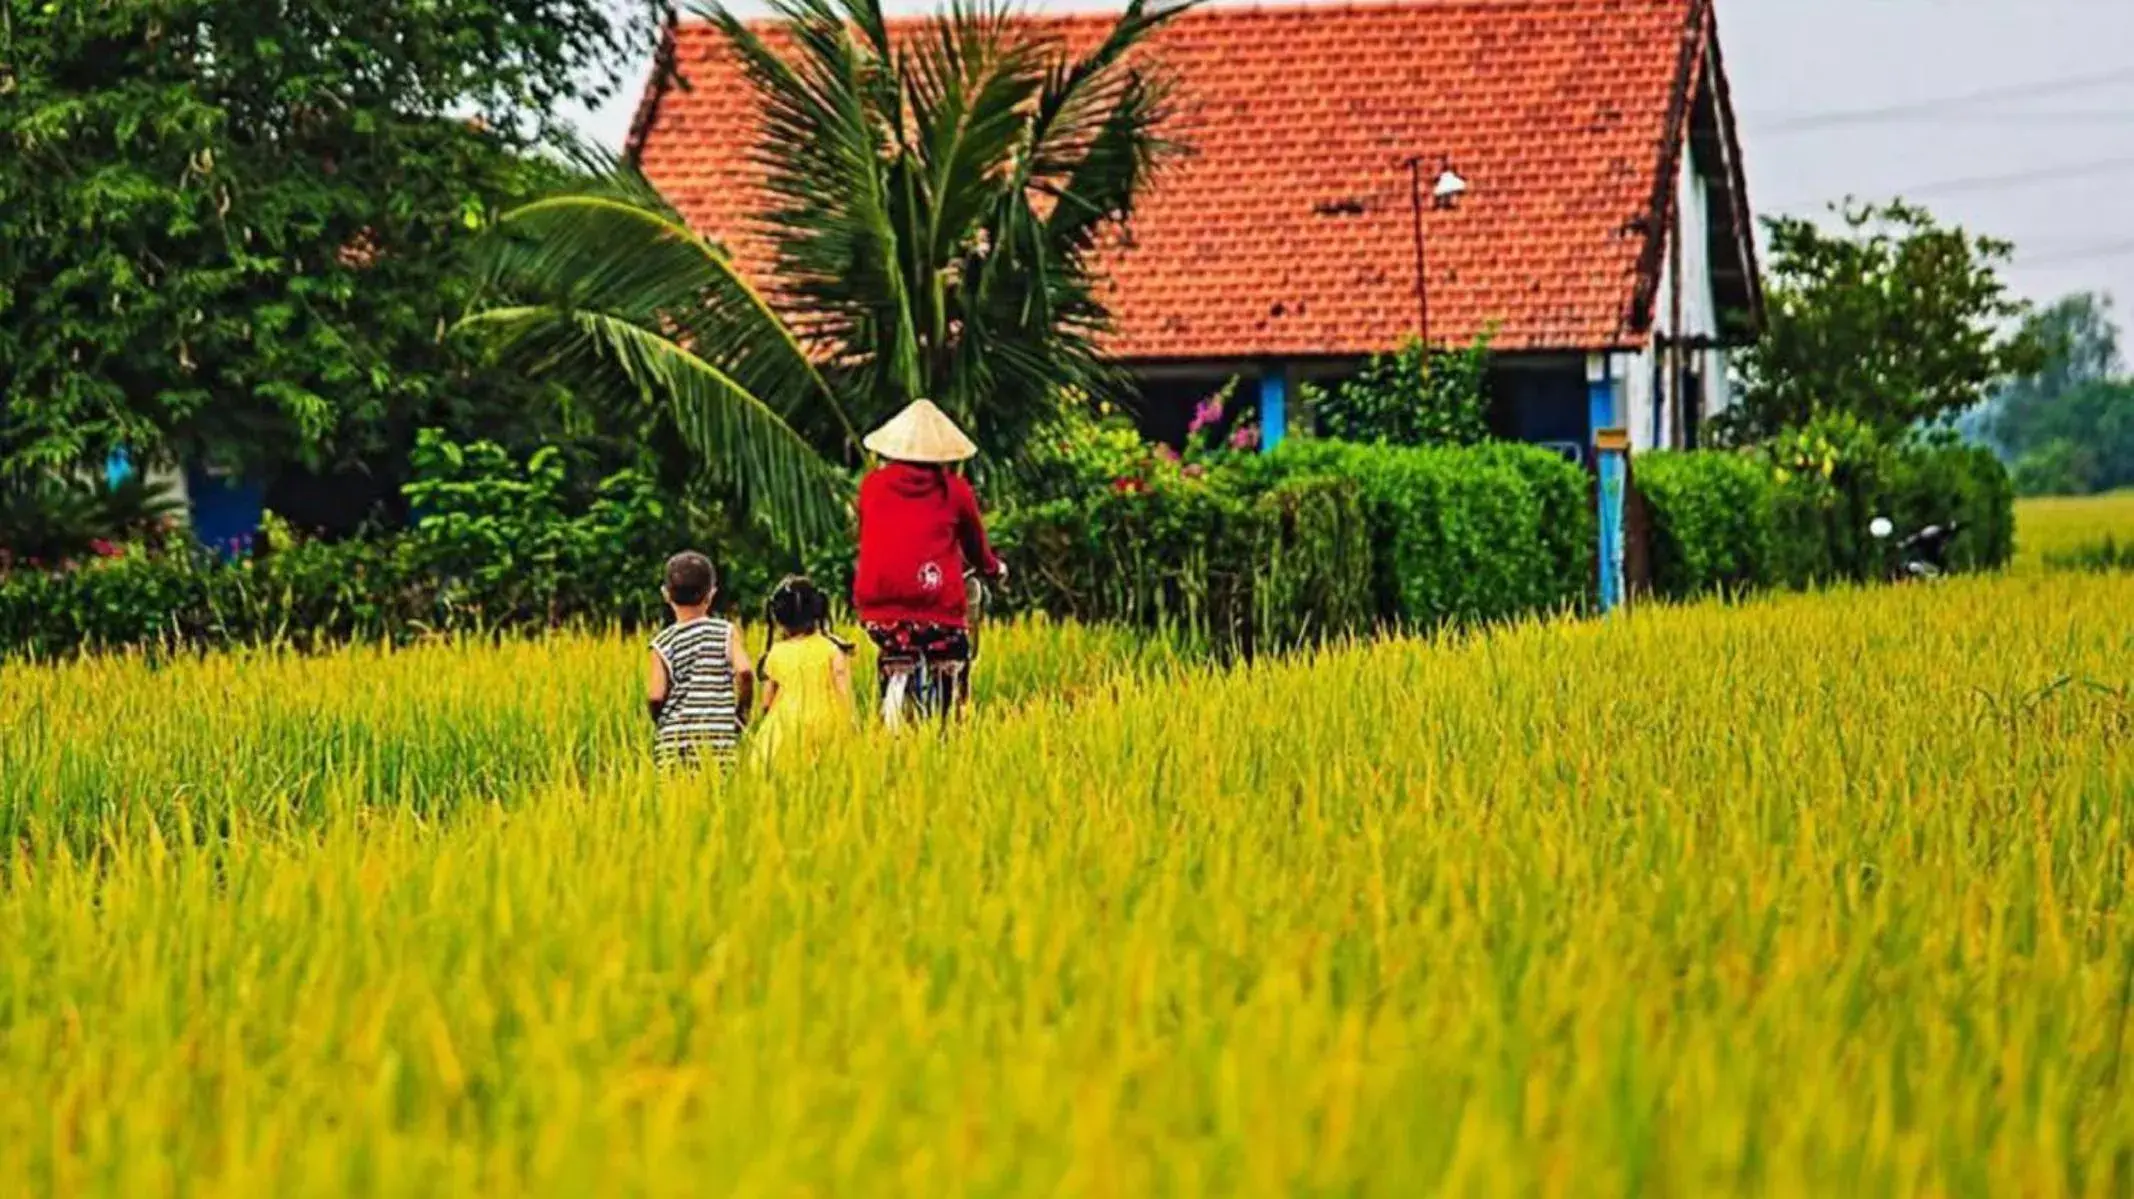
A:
<box><xmin>1589</xmin><ymin>354</ymin><xmax>1626</xmax><ymax>613</ymax></box>
<box><xmin>1259</xmin><ymin>366</ymin><xmax>1289</xmax><ymax>451</ymax></box>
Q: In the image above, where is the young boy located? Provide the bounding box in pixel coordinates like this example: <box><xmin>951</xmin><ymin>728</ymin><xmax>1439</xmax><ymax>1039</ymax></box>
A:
<box><xmin>646</xmin><ymin>551</ymin><xmax>753</xmax><ymax>769</ymax></box>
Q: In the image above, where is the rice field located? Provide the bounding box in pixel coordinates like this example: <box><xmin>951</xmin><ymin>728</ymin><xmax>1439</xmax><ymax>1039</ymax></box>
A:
<box><xmin>2016</xmin><ymin>490</ymin><xmax>2134</xmax><ymax>570</ymax></box>
<box><xmin>2</xmin><ymin>530</ymin><xmax>2132</xmax><ymax>1193</ymax></box>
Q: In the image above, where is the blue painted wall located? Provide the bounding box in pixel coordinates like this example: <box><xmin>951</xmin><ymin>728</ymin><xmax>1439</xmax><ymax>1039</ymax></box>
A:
<box><xmin>1258</xmin><ymin>369</ymin><xmax>1288</xmax><ymax>450</ymax></box>
<box><xmin>184</xmin><ymin>462</ymin><xmax>265</xmax><ymax>558</ymax></box>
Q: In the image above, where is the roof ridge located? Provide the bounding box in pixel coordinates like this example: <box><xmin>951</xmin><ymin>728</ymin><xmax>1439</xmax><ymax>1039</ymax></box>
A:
<box><xmin>674</xmin><ymin>0</ymin><xmax>1656</xmax><ymax>36</ymax></box>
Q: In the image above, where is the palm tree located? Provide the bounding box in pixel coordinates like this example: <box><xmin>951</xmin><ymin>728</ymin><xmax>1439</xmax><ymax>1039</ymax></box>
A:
<box><xmin>462</xmin><ymin>0</ymin><xmax>1190</xmax><ymax>549</ymax></box>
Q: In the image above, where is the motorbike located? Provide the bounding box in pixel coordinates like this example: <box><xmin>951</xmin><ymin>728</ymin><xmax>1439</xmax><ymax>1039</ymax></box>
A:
<box><xmin>1869</xmin><ymin>516</ymin><xmax>1959</xmax><ymax>582</ymax></box>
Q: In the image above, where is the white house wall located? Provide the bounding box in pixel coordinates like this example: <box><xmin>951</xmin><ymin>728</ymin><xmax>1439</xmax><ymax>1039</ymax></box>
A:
<box><xmin>1623</xmin><ymin>139</ymin><xmax>1731</xmax><ymax>452</ymax></box>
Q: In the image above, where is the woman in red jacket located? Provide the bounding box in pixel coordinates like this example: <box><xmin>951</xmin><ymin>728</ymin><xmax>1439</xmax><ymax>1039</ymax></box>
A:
<box><xmin>853</xmin><ymin>399</ymin><xmax>1007</xmax><ymax>723</ymax></box>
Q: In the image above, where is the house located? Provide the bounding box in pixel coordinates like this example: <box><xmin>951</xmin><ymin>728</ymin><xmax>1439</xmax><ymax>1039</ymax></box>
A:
<box><xmin>626</xmin><ymin>0</ymin><xmax>1763</xmax><ymax>462</ymax></box>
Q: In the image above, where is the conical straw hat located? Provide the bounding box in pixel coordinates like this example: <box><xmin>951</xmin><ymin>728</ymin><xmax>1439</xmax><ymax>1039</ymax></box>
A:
<box><xmin>862</xmin><ymin>399</ymin><xmax>978</xmax><ymax>463</ymax></box>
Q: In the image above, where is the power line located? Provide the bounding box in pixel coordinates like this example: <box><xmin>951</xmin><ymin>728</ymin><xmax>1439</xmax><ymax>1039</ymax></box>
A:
<box><xmin>1912</xmin><ymin>153</ymin><xmax>2134</xmax><ymax>198</ymax></box>
<box><xmin>1753</xmin><ymin>66</ymin><xmax>2134</xmax><ymax>133</ymax></box>
<box><xmin>1905</xmin><ymin>154</ymin><xmax>2134</xmax><ymax>200</ymax></box>
<box><xmin>1768</xmin><ymin>154</ymin><xmax>2134</xmax><ymax>211</ymax></box>
<box><xmin>1750</xmin><ymin>109</ymin><xmax>2134</xmax><ymax>134</ymax></box>
<box><xmin>2019</xmin><ymin>239</ymin><xmax>2134</xmax><ymax>268</ymax></box>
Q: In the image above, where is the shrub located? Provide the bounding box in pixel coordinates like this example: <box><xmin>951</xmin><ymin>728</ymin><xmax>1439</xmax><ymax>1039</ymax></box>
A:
<box><xmin>1262</xmin><ymin>440</ymin><xmax>1592</xmax><ymax>626</ymax></box>
<box><xmin>1876</xmin><ymin>441</ymin><xmax>2015</xmax><ymax>573</ymax></box>
<box><xmin>403</xmin><ymin>430</ymin><xmax>685</xmax><ymax>626</ymax></box>
<box><xmin>0</xmin><ymin>433</ymin><xmax>812</xmax><ymax>659</ymax></box>
<box><xmin>1248</xmin><ymin>474</ymin><xmax>1376</xmax><ymax>648</ymax></box>
<box><xmin>0</xmin><ymin>540</ymin><xmax>437</xmax><ymax>659</ymax></box>
<box><xmin>1641</xmin><ymin>429</ymin><xmax>2015</xmax><ymax>598</ymax></box>
<box><xmin>1635</xmin><ymin>452</ymin><xmax>1777</xmax><ymax>598</ymax></box>
<box><xmin>1469</xmin><ymin>441</ymin><xmax>1597</xmax><ymax>609</ymax></box>
<box><xmin>0</xmin><ymin>470</ymin><xmax>185</xmax><ymax>567</ymax></box>
<box><xmin>1306</xmin><ymin>336</ymin><xmax>1492</xmax><ymax>448</ymax></box>
<box><xmin>993</xmin><ymin>458</ymin><xmax>1372</xmax><ymax>655</ymax></box>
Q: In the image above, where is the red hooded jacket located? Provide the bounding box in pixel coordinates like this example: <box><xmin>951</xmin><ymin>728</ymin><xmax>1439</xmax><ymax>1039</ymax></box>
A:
<box><xmin>853</xmin><ymin>462</ymin><xmax>1002</xmax><ymax>628</ymax></box>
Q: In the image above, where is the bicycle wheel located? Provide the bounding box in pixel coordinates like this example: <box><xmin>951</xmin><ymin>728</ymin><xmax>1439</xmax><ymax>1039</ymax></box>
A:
<box><xmin>881</xmin><ymin>664</ymin><xmax>914</xmax><ymax>732</ymax></box>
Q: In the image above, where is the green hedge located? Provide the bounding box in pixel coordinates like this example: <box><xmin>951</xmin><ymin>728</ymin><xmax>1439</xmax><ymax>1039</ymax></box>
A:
<box><xmin>993</xmin><ymin>469</ymin><xmax>1374</xmax><ymax>654</ymax></box>
<box><xmin>0</xmin><ymin>536</ymin><xmax>691</xmax><ymax>660</ymax></box>
<box><xmin>1639</xmin><ymin>440</ymin><xmax>2014</xmax><ymax>600</ymax></box>
<box><xmin>1635</xmin><ymin>453</ymin><xmax>1777</xmax><ymax>596</ymax></box>
<box><xmin>1263</xmin><ymin>440</ymin><xmax>1594</xmax><ymax>626</ymax></box>
<box><xmin>997</xmin><ymin>439</ymin><xmax>1594</xmax><ymax>647</ymax></box>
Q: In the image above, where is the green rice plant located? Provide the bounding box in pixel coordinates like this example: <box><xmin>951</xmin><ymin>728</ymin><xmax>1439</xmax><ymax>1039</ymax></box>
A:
<box><xmin>2016</xmin><ymin>490</ymin><xmax>2134</xmax><ymax>570</ymax></box>
<box><xmin>0</xmin><ymin>570</ymin><xmax>2129</xmax><ymax>1194</ymax></box>
<box><xmin>2044</xmin><ymin>534</ymin><xmax>2134</xmax><ymax>574</ymax></box>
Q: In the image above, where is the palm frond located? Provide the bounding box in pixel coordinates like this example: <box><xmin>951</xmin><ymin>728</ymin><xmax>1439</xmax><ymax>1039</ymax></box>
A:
<box><xmin>462</xmin><ymin>305</ymin><xmax>851</xmax><ymax>549</ymax></box>
<box><xmin>479</xmin><ymin>170</ymin><xmax>854</xmax><ymax>446</ymax></box>
<box><xmin>698</xmin><ymin>0</ymin><xmax>923</xmax><ymax>416</ymax></box>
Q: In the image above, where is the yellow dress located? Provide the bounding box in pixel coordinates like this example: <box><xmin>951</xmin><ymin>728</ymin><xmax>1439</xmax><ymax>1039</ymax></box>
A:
<box><xmin>752</xmin><ymin>634</ymin><xmax>853</xmax><ymax>764</ymax></box>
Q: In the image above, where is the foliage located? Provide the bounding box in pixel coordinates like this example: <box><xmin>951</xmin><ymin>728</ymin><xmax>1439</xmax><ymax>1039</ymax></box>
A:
<box><xmin>1639</xmin><ymin>432</ymin><xmax>2015</xmax><ymax>599</ymax></box>
<box><xmin>1877</xmin><ymin>440</ymin><xmax>2016</xmax><ymax>574</ymax></box>
<box><xmin>402</xmin><ymin>429</ymin><xmax>685</xmax><ymax>626</ymax></box>
<box><xmin>999</xmin><ymin>403</ymin><xmax>1156</xmax><ymax>507</ymax></box>
<box><xmin>1634</xmin><ymin>452</ymin><xmax>1776</xmax><ymax>597</ymax></box>
<box><xmin>2</xmin><ymin>575</ymin><xmax>2132</xmax><ymax>1190</ymax></box>
<box><xmin>1305</xmin><ymin>336</ymin><xmax>1492</xmax><ymax>448</ymax></box>
<box><xmin>1263</xmin><ymin>440</ymin><xmax>1594</xmax><ymax>626</ymax></box>
<box><xmin>1723</xmin><ymin>200</ymin><xmax>2044</xmax><ymax>443</ymax></box>
<box><xmin>994</xmin><ymin>451</ymin><xmax>1372</xmax><ymax>655</ymax></box>
<box><xmin>2005</xmin><ymin>383</ymin><xmax>2134</xmax><ymax>497</ymax></box>
<box><xmin>1975</xmin><ymin>293</ymin><xmax>2134</xmax><ymax>497</ymax></box>
<box><xmin>997</xmin><ymin>438</ymin><xmax>1590</xmax><ymax>645</ymax></box>
<box><xmin>465</xmin><ymin>0</ymin><xmax>1192</xmax><ymax>545</ymax></box>
<box><xmin>0</xmin><ymin>432</ymin><xmax>814</xmax><ymax>658</ymax></box>
<box><xmin>0</xmin><ymin>470</ymin><xmax>184</xmax><ymax>567</ymax></box>
<box><xmin>0</xmin><ymin>0</ymin><xmax>655</xmax><ymax>481</ymax></box>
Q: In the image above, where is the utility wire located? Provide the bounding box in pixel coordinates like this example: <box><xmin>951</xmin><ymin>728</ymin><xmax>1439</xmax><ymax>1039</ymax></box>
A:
<box><xmin>1905</xmin><ymin>154</ymin><xmax>2134</xmax><ymax>199</ymax></box>
<box><xmin>1752</xmin><ymin>66</ymin><xmax>2134</xmax><ymax>133</ymax></box>
<box><xmin>1769</xmin><ymin>153</ymin><xmax>2134</xmax><ymax>210</ymax></box>
<box><xmin>2019</xmin><ymin>238</ymin><xmax>2134</xmax><ymax>268</ymax></box>
<box><xmin>1751</xmin><ymin>110</ymin><xmax>2134</xmax><ymax>133</ymax></box>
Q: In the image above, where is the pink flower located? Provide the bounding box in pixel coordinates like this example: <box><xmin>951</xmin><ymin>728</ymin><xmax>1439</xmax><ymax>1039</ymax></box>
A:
<box><xmin>1229</xmin><ymin>423</ymin><xmax>1260</xmax><ymax>451</ymax></box>
<box><xmin>90</xmin><ymin>539</ymin><xmax>119</xmax><ymax>558</ymax></box>
<box><xmin>1187</xmin><ymin>396</ymin><xmax>1224</xmax><ymax>436</ymax></box>
<box><xmin>1154</xmin><ymin>444</ymin><xmax>1180</xmax><ymax>463</ymax></box>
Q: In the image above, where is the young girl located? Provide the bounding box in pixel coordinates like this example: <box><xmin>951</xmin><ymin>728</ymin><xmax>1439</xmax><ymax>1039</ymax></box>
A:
<box><xmin>752</xmin><ymin>576</ymin><xmax>856</xmax><ymax>764</ymax></box>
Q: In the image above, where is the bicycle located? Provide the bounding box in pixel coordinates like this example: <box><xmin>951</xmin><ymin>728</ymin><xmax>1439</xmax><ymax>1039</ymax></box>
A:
<box><xmin>877</xmin><ymin>568</ymin><xmax>988</xmax><ymax>731</ymax></box>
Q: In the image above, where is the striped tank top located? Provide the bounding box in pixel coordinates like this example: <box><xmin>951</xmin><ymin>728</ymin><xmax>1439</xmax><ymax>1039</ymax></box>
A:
<box><xmin>650</xmin><ymin>617</ymin><xmax>741</xmax><ymax>766</ymax></box>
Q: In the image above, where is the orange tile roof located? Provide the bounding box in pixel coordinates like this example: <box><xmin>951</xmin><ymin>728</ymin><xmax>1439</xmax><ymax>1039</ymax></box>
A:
<box><xmin>630</xmin><ymin>0</ymin><xmax>1724</xmax><ymax>360</ymax></box>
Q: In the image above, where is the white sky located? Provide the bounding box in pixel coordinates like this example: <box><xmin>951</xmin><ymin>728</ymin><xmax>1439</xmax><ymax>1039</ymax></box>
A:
<box><xmin>565</xmin><ymin>0</ymin><xmax>2134</xmax><ymax>317</ymax></box>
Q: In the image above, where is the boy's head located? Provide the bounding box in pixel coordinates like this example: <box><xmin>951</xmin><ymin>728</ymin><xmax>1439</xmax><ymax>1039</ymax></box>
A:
<box><xmin>662</xmin><ymin>551</ymin><xmax>716</xmax><ymax>608</ymax></box>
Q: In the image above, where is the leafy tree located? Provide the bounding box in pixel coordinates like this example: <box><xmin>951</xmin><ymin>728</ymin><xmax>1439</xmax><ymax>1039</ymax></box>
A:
<box><xmin>1993</xmin><ymin>293</ymin><xmax>2122</xmax><ymax>421</ymax></box>
<box><xmin>1722</xmin><ymin>200</ymin><xmax>2044</xmax><ymax>443</ymax></box>
<box><xmin>0</xmin><ymin>0</ymin><xmax>663</xmax><ymax>483</ymax></box>
<box><xmin>1977</xmin><ymin>292</ymin><xmax>2134</xmax><ymax>495</ymax></box>
<box><xmin>464</xmin><ymin>0</ymin><xmax>1191</xmax><ymax>548</ymax></box>
<box><xmin>1307</xmin><ymin>336</ymin><xmax>1492</xmax><ymax>448</ymax></box>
